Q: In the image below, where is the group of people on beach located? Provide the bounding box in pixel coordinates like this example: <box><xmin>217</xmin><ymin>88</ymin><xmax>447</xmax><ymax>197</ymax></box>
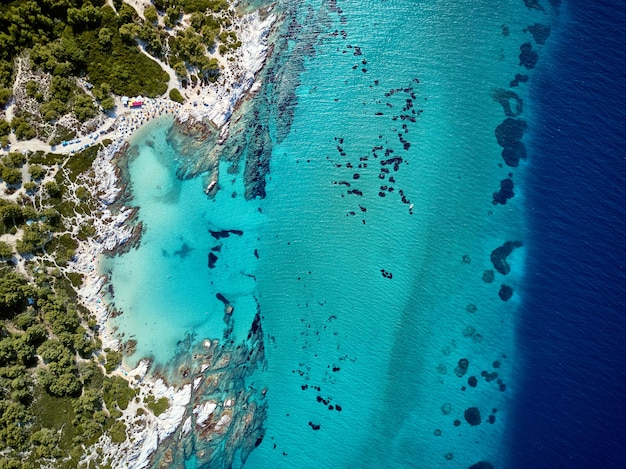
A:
<box><xmin>113</xmin><ymin>99</ymin><xmax>182</xmax><ymax>141</ymax></box>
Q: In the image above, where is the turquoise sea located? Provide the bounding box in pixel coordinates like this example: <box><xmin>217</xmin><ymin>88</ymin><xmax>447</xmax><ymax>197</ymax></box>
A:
<box><xmin>102</xmin><ymin>0</ymin><xmax>558</xmax><ymax>467</ymax></box>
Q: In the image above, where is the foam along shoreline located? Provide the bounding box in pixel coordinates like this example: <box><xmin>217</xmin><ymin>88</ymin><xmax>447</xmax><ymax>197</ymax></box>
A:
<box><xmin>65</xmin><ymin>8</ymin><xmax>277</xmax><ymax>469</ymax></box>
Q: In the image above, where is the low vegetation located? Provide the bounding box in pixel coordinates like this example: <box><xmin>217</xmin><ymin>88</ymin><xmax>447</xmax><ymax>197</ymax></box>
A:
<box><xmin>0</xmin><ymin>142</ymin><xmax>138</xmax><ymax>466</ymax></box>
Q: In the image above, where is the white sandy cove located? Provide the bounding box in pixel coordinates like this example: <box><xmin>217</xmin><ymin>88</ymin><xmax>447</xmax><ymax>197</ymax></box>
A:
<box><xmin>64</xmin><ymin>9</ymin><xmax>277</xmax><ymax>469</ymax></box>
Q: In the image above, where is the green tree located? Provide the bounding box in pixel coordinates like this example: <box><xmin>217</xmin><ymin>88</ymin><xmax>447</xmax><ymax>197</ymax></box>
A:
<box><xmin>169</xmin><ymin>88</ymin><xmax>184</xmax><ymax>103</ymax></box>
<box><xmin>0</xmin><ymin>204</ymin><xmax>23</xmax><ymax>227</ymax></box>
<box><xmin>0</xmin><ymin>120</ymin><xmax>11</xmax><ymax>138</ymax></box>
<box><xmin>23</xmin><ymin>181</ymin><xmax>37</xmax><ymax>194</ymax></box>
<box><xmin>30</xmin><ymin>428</ymin><xmax>60</xmax><ymax>459</ymax></box>
<box><xmin>0</xmin><ymin>166</ymin><xmax>22</xmax><ymax>185</ymax></box>
<box><xmin>43</xmin><ymin>181</ymin><xmax>61</xmax><ymax>198</ymax></box>
<box><xmin>37</xmin><ymin>339</ymin><xmax>72</xmax><ymax>365</ymax></box>
<box><xmin>25</xmin><ymin>323</ymin><xmax>47</xmax><ymax>345</ymax></box>
<box><xmin>25</xmin><ymin>81</ymin><xmax>39</xmax><ymax>98</ymax></box>
<box><xmin>50</xmin><ymin>76</ymin><xmax>74</xmax><ymax>102</ymax></box>
<box><xmin>0</xmin><ymin>272</ymin><xmax>28</xmax><ymax>317</ymax></box>
<box><xmin>67</xmin><ymin>1</ymin><xmax>102</xmax><ymax>29</ymax></box>
<box><xmin>74</xmin><ymin>388</ymin><xmax>101</xmax><ymax>420</ymax></box>
<box><xmin>92</xmin><ymin>83</ymin><xmax>111</xmax><ymax>101</ymax></box>
<box><xmin>144</xmin><ymin>6</ymin><xmax>158</xmax><ymax>24</ymax></box>
<box><xmin>16</xmin><ymin>223</ymin><xmax>51</xmax><ymax>253</ymax></box>
<box><xmin>49</xmin><ymin>371</ymin><xmax>82</xmax><ymax>397</ymax></box>
<box><xmin>40</xmin><ymin>99</ymin><xmax>67</xmax><ymax>121</ymax></box>
<box><xmin>3</xmin><ymin>152</ymin><xmax>26</xmax><ymax>168</ymax></box>
<box><xmin>101</xmin><ymin>96</ymin><xmax>116</xmax><ymax>111</ymax></box>
<box><xmin>98</xmin><ymin>27</ymin><xmax>113</xmax><ymax>49</ymax></box>
<box><xmin>73</xmin><ymin>94</ymin><xmax>97</xmax><ymax>122</ymax></box>
<box><xmin>118</xmin><ymin>3</ymin><xmax>139</xmax><ymax>25</ymax></box>
<box><xmin>0</xmin><ymin>241</ymin><xmax>13</xmax><ymax>259</ymax></box>
<box><xmin>173</xmin><ymin>61</ymin><xmax>187</xmax><ymax>79</ymax></box>
<box><xmin>0</xmin><ymin>88</ymin><xmax>12</xmax><ymax>108</ymax></box>
<box><xmin>10</xmin><ymin>117</ymin><xmax>36</xmax><ymax>141</ymax></box>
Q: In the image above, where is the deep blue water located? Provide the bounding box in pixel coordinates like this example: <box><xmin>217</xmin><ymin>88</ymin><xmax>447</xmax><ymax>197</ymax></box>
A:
<box><xmin>512</xmin><ymin>1</ymin><xmax>626</xmax><ymax>467</ymax></box>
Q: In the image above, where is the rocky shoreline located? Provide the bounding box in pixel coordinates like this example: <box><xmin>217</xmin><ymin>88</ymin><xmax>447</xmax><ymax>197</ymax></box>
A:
<box><xmin>65</xmin><ymin>6</ymin><xmax>279</xmax><ymax>468</ymax></box>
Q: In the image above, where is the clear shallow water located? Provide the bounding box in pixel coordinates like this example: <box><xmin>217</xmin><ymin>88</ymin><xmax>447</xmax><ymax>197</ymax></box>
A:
<box><xmin>102</xmin><ymin>117</ymin><xmax>264</xmax><ymax>369</ymax></box>
<box><xmin>103</xmin><ymin>0</ymin><xmax>559</xmax><ymax>467</ymax></box>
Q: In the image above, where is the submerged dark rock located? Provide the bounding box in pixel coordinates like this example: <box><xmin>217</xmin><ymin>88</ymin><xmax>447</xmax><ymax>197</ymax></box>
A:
<box><xmin>493</xmin><ymin>178</ymin><xmax>515</xmax><ymax>205</ymax></box>
<box><xmin>523</xmin><ymin>0</ymin><xmax>545</xmax><ymax>12</ymax></box>
<box><xmin>216</xmin><ymin>293</ymin><xmax>230</xmax><ymax>305</ymax></box>
<box><xmin>468</xmin><ymin>462</ymin><xmax>495</xmax><ymax>469</ymax></box>
<box><xmin>482</xmin><ymin>270</ymin><xmax>495</xmax><ymax>284</ymax></box>
<box><xmin>208</xmin><ymin>252</ymin><xmax>218</xmax><ymax>269</ymax></box>
<box><xmin>308</xmin><ymin>422</ymin><xmax>321</xmax><ymax>430</ymax></box>
<box><xmin>495</xmin><ymin>118</ymin><xmax>528</xmax><ymax>167</ymax></box>
<box><xmin>510</xmin><ymin>73</ymin><xmax>529</xmax><ymax>87</ymax></box>
<box><xmin>454</xmin><ymin>358</ymin><xmax>469</xmax><ymax>377</ymax></box>
<box><xmin>519</xmin><ymin>42</ymin><xmax>539</xmax><ymax>69</ymax></box>
<box><xmin>501</xmin><ymin>141</ymin><xmax>527</xmax><ymax>167</ymax></box>
<box><xmin>495</xmin><ymin>118</ymin><xmax>527</xmax><ymax>148</ymax></box>
<box><xmin>492</xmin><ymin>89</ymin><xmax>523</xmax><ymax>117</ymax></box>
<box><xmin>209</xmin><ymin>229</ymin><xmax>244</xmax><ymax>239</ymax></box>
<box><xmin>464</xmin><ymin>407</ymin><xmax>482</xmax><ymax>426</ymax></box>
<box><xmin>498</xmin><ymin>284</ymin><xmax>514</xmax><ymax>301</ymax></box>
<box><xmin>524</xmin><ymin>23</ymin><xmax>552</xmax><ymax>45</ymax></box>
<box><xmin>490</xmin><ymin>241</ymin><xmax>523</xmax><ymax>275</ymax></box>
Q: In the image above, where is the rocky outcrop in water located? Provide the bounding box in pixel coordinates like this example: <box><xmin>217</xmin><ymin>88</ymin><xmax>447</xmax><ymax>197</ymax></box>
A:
<box><xmin>149</xmin><ymin>305</ymin><xmax>267</xmax><ymax>468</ymax></box>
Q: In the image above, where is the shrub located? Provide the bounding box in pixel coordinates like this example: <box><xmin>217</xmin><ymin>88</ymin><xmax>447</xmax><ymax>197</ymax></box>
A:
<box><xmin>169</xmin><ymin>88</ymin><xmax>184</xmax><ymax>103</ymax></box>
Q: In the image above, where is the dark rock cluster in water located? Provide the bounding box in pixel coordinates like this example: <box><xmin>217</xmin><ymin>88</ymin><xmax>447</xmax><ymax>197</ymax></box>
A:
<box><xmin>519</xmin><ymin>42</ymin><xmax>539</xmax><ymax>69</ymax></box>
<box><xmin>490</xmin><ymin>240</ymin><xmax>523</xmax><ymax>275</ymax></box>
<box><xmin>482</xmin><ymin>270</ymin><xmax>495</xmax><ymax>284</ymax></box>
<box><xmin>454</xmin><ymin>358</ymin><xmax>470</xmax><ymax>377</ymax></box>
<box><xmin>523</xmin><ymin>0</ymin><xmax>545</xmax><ymax>12</ymax></box>
<box><xmin>498</xmin><ymin>284</ymin><xmax>514</xmax><ymax>301</ymax></box>
<box><xmin>524</xmin><ymin>23</ymin><xmax>552</xmax><ymax>45</ymax></box>
<box><xmin>209</xmin><ymin>229</ymin><xmax>244</xmax><ymax>239</ymax></box>
<box><xmin>328</xmin><ymin>77</ymin><xmax>421</xmax><ymax>225</ymax></box>
<box><xmin>492</xmin><ymin>178</ymin><xmax>515</xmax><ymax>205</ymax></box>
<box><xmin>495</xmin><ymin>118</ymin><xmax>528</xmax><ymax>167</ymax></box>
<box><xmin>509</xmin><ymin>73</ymin><xmax>529</xmax><ymax>87</ymax></box>
<box><xmin>492</xmin><ymin>88</ymin><xmax>523</xmax><ymax>117</ymax></box>
<box><xmin>464</xmin><ymin>407</ymin><xmax>482</xmax><ymax>426</ymax></box>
